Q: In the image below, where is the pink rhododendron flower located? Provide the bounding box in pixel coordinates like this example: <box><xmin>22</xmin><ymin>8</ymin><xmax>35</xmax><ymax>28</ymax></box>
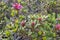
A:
<box><xmin>12</xmin><ymin>3</ymin><xmax>23</xmax><ymax>10</ymax></box>
<box><xmin>55</xmin><ymin>24</ymin><xmax>60</xmax><ymax>30</ymax></box>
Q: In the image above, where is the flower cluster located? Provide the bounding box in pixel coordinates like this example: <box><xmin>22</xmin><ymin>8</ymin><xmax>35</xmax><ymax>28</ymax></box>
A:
<box><xmin>12</xmin><ymin>3</ymin><xmax>23</xmax><ymax>10</ymax></box>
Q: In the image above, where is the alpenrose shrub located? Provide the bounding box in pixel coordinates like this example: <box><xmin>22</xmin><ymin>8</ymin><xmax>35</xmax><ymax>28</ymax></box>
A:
<box><xmin>0</xmin><ymin>0</ymin><xmax>59</xmax><ymax>40</ymax></box>
<box><xmin>0</xmin><ymin>13</ymin><xmax>58</xmax><ymax>40</ymax></box>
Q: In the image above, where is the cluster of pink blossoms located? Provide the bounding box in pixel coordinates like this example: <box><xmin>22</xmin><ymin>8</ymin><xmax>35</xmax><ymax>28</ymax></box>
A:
<box><xmin>12</xmin><ymin>3</ymin><xmax>23</xmax><ymax>10</ymax></box>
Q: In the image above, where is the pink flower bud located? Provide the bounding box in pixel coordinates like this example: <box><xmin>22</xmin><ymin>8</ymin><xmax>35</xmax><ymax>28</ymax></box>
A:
<box><xmin>21</xmin><ymin>20</ymin><xmax>26</xmax><ymax>27</ymax></box>
<box><xmin>31</xmin><ymin>22</ymin><xmax>35</xmax><ymax>27</ymax></box>
<box><xmin>55</xmin><ymin>24</ymin><xmax>60</xmax><ymax>30</ymax></box>
<box><xmin>37</xmin><ymin>17</ymin><xmax>42</xmax><ymax>21</ymax></box>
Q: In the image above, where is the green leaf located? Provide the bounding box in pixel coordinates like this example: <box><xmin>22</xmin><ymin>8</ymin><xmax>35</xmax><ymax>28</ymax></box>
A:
<box><xmin>22</xmin><ymin>9</ymin><xmax>28</xmax><ymax>13</ymax></box>
<box><xmin>12</xmin><ymin>28</ymin><xmax>17</xmax><ymax>32</ymax></box>
<box><xmin>31</xmin><ymin>32</ymin><xmax>37</xmax><ymax>38</ymax></box>
<box><xmin>17</xmin><ymin>0</ymin><xmax>21</xmax><ymax>3</ymax></box>
<box><xmin>38</xmin><ymin>31</ymin><xmax>42</xmax><ymax>35</ymax></box>
<box><xmin>53</xmin><ymin>33</ymin><xmax>56</xmax><ymax>37</ymax></box>
<box><xmin>28</xmin><ymin>30</ymin><xmax>32</xmax><ymax>36</ymax></box>
<box><xmin>11</xmin><ymin>10</ymin><xmax>15</xmax><ymax>17</ymax></box>
<box><xmin>15</xmin><ymin>19</ymin><xmax>19</xmax><ymax>23</ymax></box>
<box><xmin>5</xmin><ymin>30</ymin><xmax>11</xmax><ymax>37</ymax></box>
<box><xmin>7</xmin><ymin>24</ymin><xmax>12</xmax><ymax>29</ymax></box>
<box><xmin>33</xmin><ymin>38</ymin><xmax>37</xmax><ymax>40</ymax></box>
<box><xmin>42</xmin><ymin>37</ymin><xmax>47</xmax><ymax>40</ymax></box>
<box><xmin>21</xmin><ymin>1</ymin><xmax>26</xmax><ymax>6</ymax></box>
